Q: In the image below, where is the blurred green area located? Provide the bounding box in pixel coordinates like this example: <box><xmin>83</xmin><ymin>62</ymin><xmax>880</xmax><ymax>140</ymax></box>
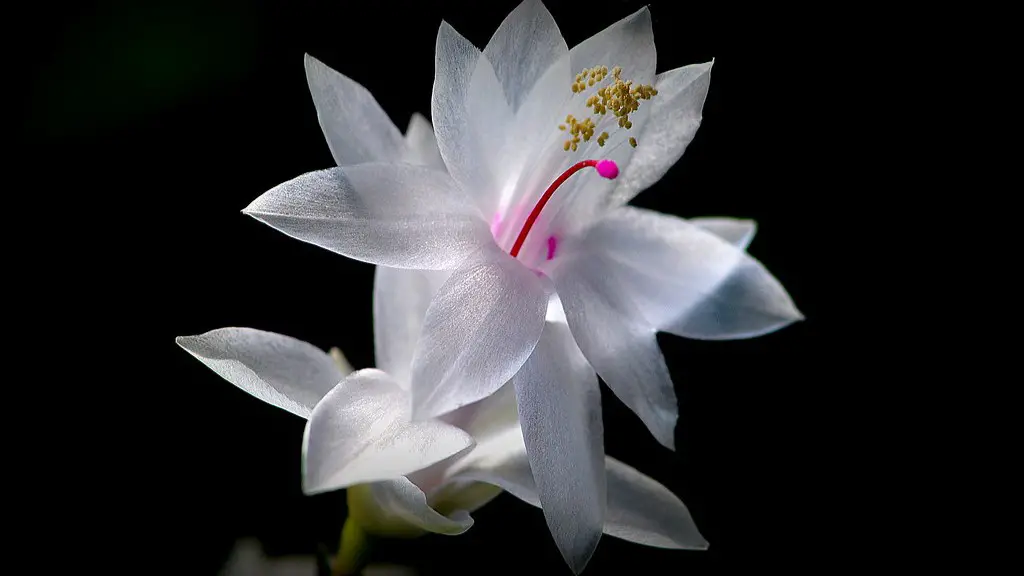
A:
<box><xmin>30</xmin><ymin>1</ymin><xmax>258</xmax><ymax>140</ymax></box>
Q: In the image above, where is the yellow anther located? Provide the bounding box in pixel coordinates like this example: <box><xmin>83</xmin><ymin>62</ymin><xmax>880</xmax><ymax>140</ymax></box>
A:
<box><xmin>629</xmin><ymin>137</ymin><xmax>637</xmax><ymax>147</ymax></box>
<box><xmin>560</xmin><ymin>64</ymin><xmax>657</xmax><ymax>152</ymax></box>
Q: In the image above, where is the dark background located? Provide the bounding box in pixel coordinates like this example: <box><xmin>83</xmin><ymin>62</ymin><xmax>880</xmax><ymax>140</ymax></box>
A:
<box><xmin>30</xmin><ymin>0</ymin><xmax>856</xmax><ymax>573</ymax></box>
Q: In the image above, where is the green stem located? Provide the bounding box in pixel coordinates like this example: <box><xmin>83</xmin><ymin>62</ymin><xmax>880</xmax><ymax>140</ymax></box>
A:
<box><xmin>333</xmin><ymin>516</ymin><xmax>370</xmax><ymax>576</ymax></box>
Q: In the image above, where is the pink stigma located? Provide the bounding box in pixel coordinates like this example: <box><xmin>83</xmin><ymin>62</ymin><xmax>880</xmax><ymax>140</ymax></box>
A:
<box><xmin>546</xmin><ymin>236</ymin><xmax>558</xmax><ymax>260</ymax></box>
<box><xmin>510</xmin><ymin>159</ymin><xmax>619</xmax><ymax>258</ymax></box>
<box><xmin>596</xmin><ymin>159</ymin><xmax>619</xmax><ymax>179</ymax></box>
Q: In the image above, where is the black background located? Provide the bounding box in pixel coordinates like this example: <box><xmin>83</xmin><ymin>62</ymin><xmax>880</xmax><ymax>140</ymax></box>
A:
<box><xmin>30</xmin><ymin>1</ymin><xmax>858</xmax><ymax>574</ymax></box>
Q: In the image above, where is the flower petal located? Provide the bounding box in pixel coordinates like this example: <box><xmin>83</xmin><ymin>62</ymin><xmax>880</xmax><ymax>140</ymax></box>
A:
<box><xmin>483</xmin><ymin>0</ymin><xmax>567</xmax><ymax>113</ymax></box>
<box><xmin>514</xmin><ymin>321</ymin><xmax>605</xmax><ymax>573</ymax></box>
<box><xmin>243</xmin><ymin>164</ymin><xmax>490</xmax><ymax>269</ymax></box>
<box><xmin>304</xmin><ymin>54</ymin><xmax>405</xmax><ymax>166</ymax></box>
<box><xmin>176</xmin><ymin>327</ymin><xmax>344</xmax><ymax>419</ymax></box>
<box><xmin>586</xmin><ymin>207</ymin><xmax>802</xmax><ymax>340</ymax></box>
<box><xmin>302</xmin><ymin>369</ymin><xmax>474</xmax><ymax>493</ymax></box>
<box><xmin>690</xmin><ymin>216</ymin><xmax>757</xmax><ymax>250</ymax></box>
<box><xmin>352</xmin><ymin>479</ymin><xmax>474</xmax><ymax>536</ymax></box>
<box><xmin>570</xmin><ymin>7</ymin><xmax>656</xmax><ymax>84</ymax></box>
<box><xmin>403</xmin><ymin>112</ymin><xmax>446</xmax><ymax>169</ymax></box>
<box><xmin>446</xmin><ymin>438</ymin><xmax>707</xmax><ymax>549</ymax></box>
<box><xmin>431</xmin><ymin>21</ymin><xmax>514</xmax><ymax>218</ymax></box>
<box><xmin>600</xmin><ymin>457</ymin><xmax>708</xmax><ymax>550</ymax></box>
<box><xmin>410</xmin><ymin>243</ymin><xmax>549</xmax><ymax>420</ymax></box>
<box><xmin>373</xmin><ymin>267</ymin><xmax>451</xmax><ymax>389</ymax></box>
<box><xmin>609</xmin><ymin>61</ymin><xmax>715</xmax><ymax>206</ymax></box>
<box><xmin>549</xmin><ymin>252</ymin><xmax>679</xmax><ymax>449</ymax></box>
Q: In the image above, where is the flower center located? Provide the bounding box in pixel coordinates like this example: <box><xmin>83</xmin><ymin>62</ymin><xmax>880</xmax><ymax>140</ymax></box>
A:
<box><xmin>494</xmin><ymin>64</ymin><xmax>658</xmax><ymax>266</ymax></box>
<box><xmin>509</xmin><ymin>159</ymin><xmax>619</xmax><ymax>258</ymax></box>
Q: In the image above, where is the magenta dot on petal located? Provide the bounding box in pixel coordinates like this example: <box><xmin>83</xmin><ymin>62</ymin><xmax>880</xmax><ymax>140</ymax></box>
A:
<box><xmin>547</xmin><ymin>236</ymin><xmax>558</xmax><ymax>260</ymax></box>
<box><xmin>596</xmin><ymin>159</ymin><xmax>619</xmax><ymax>179</ymax></box>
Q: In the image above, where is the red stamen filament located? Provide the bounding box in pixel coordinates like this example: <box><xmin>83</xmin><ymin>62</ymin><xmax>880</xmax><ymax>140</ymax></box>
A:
<box><xmin>509</xmin><ymin>159</ymin><xmax>618</xmax><ymax>258</ymax></box>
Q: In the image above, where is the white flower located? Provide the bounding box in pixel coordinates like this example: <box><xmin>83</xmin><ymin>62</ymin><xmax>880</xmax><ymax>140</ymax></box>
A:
<box><xmin>243</xmin><ymin>0</ymin><xmax>800</xmax><ymax>568</ymax></box>
<box><xmin>177</xmin><ymin>265</ymin><xmax>708</xmax><ymax>574</ymax></box>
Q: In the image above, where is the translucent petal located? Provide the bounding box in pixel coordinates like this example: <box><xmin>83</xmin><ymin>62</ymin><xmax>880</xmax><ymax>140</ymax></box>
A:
<box><xmin>176</xmin><ymin>327</ymin><xmax>344</xmax><ymax>419</ymax></box>
<box><xmin>403</xmin><ymin>112</ymin><xmax>446</xmax><ymax>169</ymax></box>
<box><xmin>446</xmin><ymin>438</ymin><xmax>707</xmax><ymax>550</ymax></box>
<box><xmin>609</xmin><ymin>61</ymin><xmax>715</xmax><ymax>206</ymax></box>
<box><xmin>353</xmin><ymin>479</ymin><xmax>474</xmax><ymax>536</ymax></box>
<box><xmin>600</xmin><ymin>457</ymin><xmax>708</xmax><ymax>550</ymax></box>
<box><xmin>431</xmin><ymin>21</ymin><xmax>514</xmax><ymax>218</ymax></box>
<box><xmin>302</xmin><ymin>369</ymin><xmax>474</xmax><ymax>493</ymax></box>
<box><xmin>243</xmin><ymin>164</ymin><xmax>490</xmax><ymax>270</ymax></box>
<box><xmin>410</xmin><ymin>243</ymin><xmax>549</xmax><ymax>420</ymax></box>
<box><xmin>586</xmin><ymin>207</ymin><xmax>803</xmax><ymax>340</ymax></box>
<box><xmin>690</xmin><ymin>216</ymin><xmax>757</xmax><ymax>250</ymax></box>
<box><xmin>514</xmin><ymin>321</ymin><xmax>605</xmax><ymax>573</ymax></box>
<box><xmin>373</xmin><ymin>267</ymin><xmax>451</xmax><ymax>389</ymax></box>
<box><xmin>570</xmin><ymin>7</ymin><xmax>656</xmax><ymax>83</ymax></box>
<box><xmin>483</xmin><ymin>0</ymin><xmax>567</xmax><ymax>113</ymax></box>
<box><xmin>304</xmin><ymin>54</ymin><xmax>405</xmax><ymax>166</ymax></box>
<box><xmin>550</xmin><ymin>250</ymin><xmax>678</xmax><ymax>449</ymax></box>
<box><xmin>439</xmin><ymin>381</ymin><xmax>519</xmax><ymax>441</ymax></box>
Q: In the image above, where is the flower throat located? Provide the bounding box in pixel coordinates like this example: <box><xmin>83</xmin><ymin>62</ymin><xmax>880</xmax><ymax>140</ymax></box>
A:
<box><xmin>508</xmin><ymin>65</ymin><xmax>658</xmax><ymax>259</ymax></box>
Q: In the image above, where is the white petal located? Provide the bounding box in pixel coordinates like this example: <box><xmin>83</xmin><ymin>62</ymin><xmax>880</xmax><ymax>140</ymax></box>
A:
<box><xmin>373</xmin><ymin>267</ymin><xmax>451</xmax><ymax>389</ymax></box>
<box><xmin>410</xmin><ymin>243</ymin><xmax>549</xmax><ymax>420</ymax></box>
<box><xmin>176</xmin><ymin>327</ymin><xmax>344</xmax><ymax>419</ymax></box>
<box><xmin>304</xmin><ymin>54</ymin><xmax>405</xmax><ymax>166</ymax></box>
<box><xmin>483</xmin><ymin>0</ymin><xmax>567</xmax><ymax>113</ymax></box>
<box><xmin>586</xmin><ymin>207</ymin><xmax>802</xmax><ymax>340</ymax></box>
<box><xmin>570</xmin><ymin>7</ymin><xmax>656</xmax><ymax>83</ymax></box>
<box><xmin>439</xmin><ymin>380</ymin><xmax>520</xmax><ymax>441</ymax></box>
<box><xmin>403</xmin><ymin>112</ymin><xmax>446</xmax><ymax>169</ymax></box>
<box><xmin>609</xmin><ymin>61</ymin><xmax>715</xmax><ymax>206</ymax></box>
<box><xmin>243</xmin><ymin>164</ymin><xmax>490</xmax><ymax>270</ymax></box>
<box><xmin>446</xmin><ymin>438</ymin><xmax>707</xmax><ymax>549</ymax></box>
<box><xmin>549</xmin><ymin>252</ymin><xmax>679</xmax><ymax>449</ymax></box>
<box><xmin>355</xmin><ymin>479</ymin><xmax>473</xmax><ymax>536</ymax></box>
<box><xmin>302</xmin><ymin>369</ymin><xmax>474</xmax><ymax>493</ymax></box>
<box><xmin>690</xmin><ymin>216</ymin><xmax>757</xmax><ymax>250</ymax></box>
<box><xmin>601</xmin><ymin>457</ymin><xmax>708</xmax><ymax>549</ymax></box>
<box><xmin>431</xmin><ymin>21</ymin><xmax>514</xmax><ymax>218</ymax></box>
<box><xmin>514</xmin><ymin>321</ymin><xmax>605</xmax><ymax>573</ymax></box>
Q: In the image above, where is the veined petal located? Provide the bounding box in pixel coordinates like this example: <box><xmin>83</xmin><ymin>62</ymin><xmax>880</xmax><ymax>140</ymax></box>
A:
<box><xmin>410</xmin><ymin>243</ymin><xmax>549</xmax><ymax>420</ymax></box>
<box><xmin>302</xmin><ymin>369</ymin><xmax>474</xmax><ymax>493</ymax></box>
<box><xmin>243</xmin><ymin>164</ymin><xmax>490</xmax><ymax>270</ymax></box>
<box><xmin>431</xmin><ymin>21</ymin><xmax>513</xmax><ymax>218</ymax></box>
<box><xmin>373</xmin><ymin>267</ymin><xmax>451</xmax><ymax>389</ymax></box>
<box><xmin>601</xmin><ymin>457</ymin><xmax>708</xmax><ymax>549</ymax></box>
<box><xmin>483</xmin><ymin>0</ymin><xmax>568</xmax><ymax>113</ymax></box>
<box><xmin>176</xmin><ymin>327</ymin><xmax>345</xmax><ymax>419</ymax></box>
<box><xmin>351</xmin><ymin>479</ymin><xmax>473</xmax><ymax>536</ymax></box>
<box><xmin>691</xmin><ymin>216</ymin><xmax>757</xmax><ymax>250</ymax></box>
<box><xmin>570</xmin><ymin>7</ymin><xmax>656</xmax><ymax>83</ymax></box>
<box><xmin>403</xmin><ymin>112</ymin><xmax>446</xmax><ymax>169</ymax></box>
<box><xmin>304</xmin><ymin>54</ymin><xmax>405</xmax><ymax>166</ymax></box>
<box><xmin>550</xmin><ymin>252</ymin><xmax>679</xmax><ymax>449</ymax></box>
<box><xmin>514</xmin><ymin>321</ymin><xmax>605</xmax><ymax>573</ymax></box>
<box><xmin>446</xmin><ymin>438</ymin><xmax>707</xmax><ymax>550</ymax></box>
<box><xmin>609</xmin><ymin>61</ymin><xmax>715</xmax><ymax>206</ymax></box>
<box><xmin>440</xmin><ymin>380</ymin><xmax>520</xmax><ymax>441</ymax></box>
<box><xmin>587</xmin><ymin>207</ymin><xmax>802</xmax><ymax>340</ymax></box>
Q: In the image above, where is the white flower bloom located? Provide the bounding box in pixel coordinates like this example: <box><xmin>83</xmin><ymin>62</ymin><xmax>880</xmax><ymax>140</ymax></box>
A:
<box><xmin>177</xmin><ymin>261</ymin><xmax>708</xmax><ymax>572</ymax></box>
<box><xmin>243</xmin><ymin>0</ymin><xmax>799</xmax><ymax>567</ymax></box>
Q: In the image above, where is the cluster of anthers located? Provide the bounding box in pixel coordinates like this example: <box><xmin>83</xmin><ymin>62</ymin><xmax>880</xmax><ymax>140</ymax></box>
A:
<box><xmin>559</xmin><ymin>65</ymin><xmax>658</xmax><ymax>151</ymax></box>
